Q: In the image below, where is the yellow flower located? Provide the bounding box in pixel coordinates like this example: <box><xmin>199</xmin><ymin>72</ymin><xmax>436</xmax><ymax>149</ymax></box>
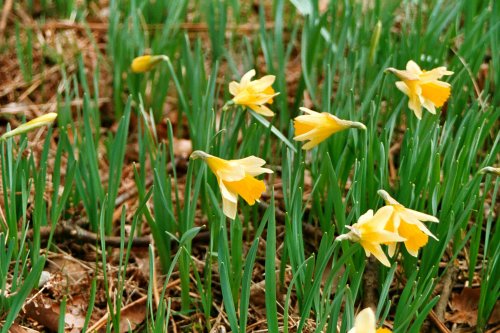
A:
<box><xmin>1</xmin><ymin>113</ymin><xmax>57</xmax><ymax>140</ymax></box>
<box><xmin>131</xmin><ymin>55</ymin><xmax>166</xmax><ymax>73</ymax></box>
<box><xmin>386</xmin><ymin>60</ymin><xmax>453</xmax><ymax>119</ymax></box>
<box><xmin>479</xmin><ymin>166</ymin><xmax>500</xmax><ymax>176</ymax></box>
<box><xmin>348</xmin><ymin>307</ymin><xmax>392</xmax><ymax>333</ymax></box>
<box><xmin>336</xmin><ymin>206</ymin><xmax>405</xmax><ymax>267</ymax></box>
<box><xmin>293</xmin><ymin>107</ymin><xmax>366</xmax><ymax>150</ymax></box>
<box><xmin>377</xmin><ymin>190</ymin><xmax>439</xmax><ymax>257</ymax></box>
<box><xmin>190</xmin><ymin>150</ymin><xmax>273</xmax><ymax>219</ymax></box>
<box><xmin>228</xmin><ymin>69</ymin><xmax>278</xmax><ymax>117</ymax></box>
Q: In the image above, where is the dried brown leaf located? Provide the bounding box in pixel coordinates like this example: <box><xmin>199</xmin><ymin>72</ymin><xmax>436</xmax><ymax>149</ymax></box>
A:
<box><xmin>446</xmin><ymin>287</ymin><xmax>500</xmax><ymax>326</ymax></box>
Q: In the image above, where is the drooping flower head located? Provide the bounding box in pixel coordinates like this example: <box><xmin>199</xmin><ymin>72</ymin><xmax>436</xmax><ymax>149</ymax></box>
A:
<box><xmin>131</xmin><ymin>55</ymin><xmax>166</xmax><ymax>73</ymax></box>
<box><xmin>1</xmin><ymin>112</ymin><xmax>58</xmax><ymax>140</ymax></box>
<box><xmin>386</xmin><ymin>60</ymin><xmax>453</xmax><ymax>119</ymax></box>
<box><xmin>190</xmin><ymin>151</ymin><xmax>273</xmax><ymax>219</ymax></box>
<box><xmin>348</xmin><ymin>307</ymin><xmax>392</xmax><ymax>333</ymax></box>
<box><xmin>293</xmin><ymin>107</ymin><xmax>366</xmax><ymax>150</ymax></box>
<box><xmin>377</xmin><ymin>190</ymin><xmax>439</xmax><ymax>257</ymax></box>
<box><xmin>228</xmin><ymin>69</ymin><xmax>279</xmax><ymax>117</ymax></box>
<box><xmin>479</xmin><ymin>166</ymin><xmax>500</xmax><ymax>176</ymax></box>
<box><xmin>336</xmin><ymin>206</ymin><xmax>405</xmax><ymax>267</ymax></box>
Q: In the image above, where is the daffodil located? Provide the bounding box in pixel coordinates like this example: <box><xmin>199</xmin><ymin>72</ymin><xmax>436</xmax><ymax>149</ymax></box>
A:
<box><xmin>348</xmin><ymin>307</ymin><xmax>392</xmax><ymax>333</ymax></box>
<box><xmin>190</xmin><ymin>151</ymin><xmax>273</xmax><ymax>219</ymax></box>
<box><xmin>131</xmin><ymin>55</ymin><xmax>166</xmax><ymax>73</ymax></box>
<box><xmin>228</xmin><ymin>69</ymin><xmax>278</xmax><ymax>117</ymax></box>
<box><xmin>377</xmin><ymin>190</ymin><xmax>439</xmax><ymax>257</ymax></box>
<box><xmin>293</xmin><ymin>107</ymin><xmax>366</xmax><ymax>150</ymax></box>
<box><xmin>479</xmin><ymin>166</ymin><xmax>500</xmax><ymax>176</ymax></box>
<box><xmin>336</xmin><ymin>206</ymin><xmax>405</xmax><ymax>267</ymax></box>
<box><xmin>1</xmin><ymin>113</ymin><xmax>57</xmax><ymax>140</ymax></box>
<box><xmin>386</xmin><ymin>60</ymin><xmax>453</xmax><ymax>119</ymax></box>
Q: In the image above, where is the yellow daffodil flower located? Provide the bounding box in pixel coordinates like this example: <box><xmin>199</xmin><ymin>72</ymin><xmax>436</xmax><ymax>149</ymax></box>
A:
<box><xmin>190</xmin><ymin>150</ymin><xmax>273</xmax><ymax>219</ymax></box>
<box><xmin>479</xmin><ymin>166</ymin><xmax>500</xmax><ymax>176</ymax></box>
<box><xmin>348</xmin><ymin>307</ymin><xmax>392</xmax><ymax>333</ymax></box>
<box><xmin>293</xmin><ymin>107</ymin><xmax>366</xmax><ymax>150</ymax></box>
<box><xmin>131</xmin><ymin>55</ymin><xmax>166</xmax><ymax>73</ymax></box>
<box><xmin>377</xmin><ymin>190</ymin><xmax>439</xmax><ymax>257</ymax></box>
<box><xmin>336</xmin><ymin>206</ymin><xmax>405</xmax><ymax>267</ymax></box>
<box><xmin>386</xmin><ymin>60</ymin><xmax>453</xmax><ymax>119</ymax></box>
<box><xmin>1</xmin><ymin>113</ymin><xmax>57</xmax><ymax>140</ymax></box>
<box><xmin>228</xmin><ymin>69</ymin><xmax>279</xmax><ymax>117</ymax></box>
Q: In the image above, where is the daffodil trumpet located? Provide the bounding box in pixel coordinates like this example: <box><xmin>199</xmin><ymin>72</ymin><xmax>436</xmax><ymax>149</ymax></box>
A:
<box><xmin>386</xmin><ymin>60</ymin><xmax>453</xmax><ymax>119</ymax></box>
<box><xmin>377</xmin><ymin>189</ymin><xmax>439</xmax><ymax>257</ymax></box>
<box><xmin>190</xmin><ymin>150</ymin><xmax>273</xmax><ymax>219</ymax></box>
<box><xmin>293</xmin><ymin>107</ymin><xmax>366</xmax><ymax>150</ymax></box>
<box><xmin>1</xmin><ymin>113</ymin><xmax>58</xmax><ymax>141</ymax></box>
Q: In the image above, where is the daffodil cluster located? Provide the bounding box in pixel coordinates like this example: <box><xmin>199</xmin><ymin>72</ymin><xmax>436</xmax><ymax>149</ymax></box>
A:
<box><xmin>337</xmin><ymin>190</ymin><xmax>439</xmax><ymax>266</ymax></box>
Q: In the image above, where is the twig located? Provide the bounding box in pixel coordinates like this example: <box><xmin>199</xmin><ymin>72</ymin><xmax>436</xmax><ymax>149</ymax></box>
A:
<box><xmin>23</xmin><ymin>221</ymin><xmax>151</xmax><ymax>247</ymax></box>
<box><xmin>362</xmin><ymin>256</ymin><xmax>378</xmax><ymax>310</ymax></box>
<box><xmin>0</xmin><ymin>0</ymin><xmax>13</xmax><ymax>41</ymax></box>
<box><xmin>431</xmin><ymin>264</ymin><xmax>458</xmax><ymax>333</ymax></box>
<box><xmin>36</xmin><ymin>21</ymin><xmax>275</xmax><ymax>33</ymax></box>
<box><xmin>428</xmin><ymin>310</ymin><xmax>452</xmax><ymax>333</ymax></box>
<box><xmin>85</xmin><ymin>295</ymin><xmax>147</xmax><ymax>333</ymax></box>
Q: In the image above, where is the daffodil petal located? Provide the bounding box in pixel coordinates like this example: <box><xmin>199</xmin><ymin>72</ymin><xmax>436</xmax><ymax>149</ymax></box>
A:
<box><xmin>249</xmin><ymin>75</ymin><xmax>276</xmax><ymax>91</ymax></box>
<box><xmin>229</xmin><ymin>81</ymin><xmax>240</xmax><ymax>96</ymax></box>
<box><xmin>361</xmin><ymin>241</ymin><xmax>391</xmax><ymax>267</ymax></box>
<box><xmin>352</xmin><ymin>308</ymin><xmax>377</xmax><ymax>333</ymax></box>
<box><xmin>404</xmin><ymin>208</ymin><xmax>439</xmax><ymax>222</ymax></box>
<box><xmin>240</xmin><ymin>69</ymin><xmax>256</xmax><ymax>86</ymax></box>
<box><xmin>406</xmin><ymin>60</ymin><xmax>422</xmax><ymax>74</ymax></box>
<box><xmin>222</xmin><ymin>196</ymin><xmax>238</xmax><ymax>219</ymax></box>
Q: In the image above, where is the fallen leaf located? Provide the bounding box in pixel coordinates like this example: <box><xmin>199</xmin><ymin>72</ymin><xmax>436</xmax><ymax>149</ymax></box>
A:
<box><xmin>446</xmin><ymin>287</ymin><xmax>500</xmax><ymax>326</ymax></box>
<box><xmin>88</xmin><ymin>296</ymin><xmax>147</xmax><ymax>333</ymax></box>
<box><xmin>8</xmin><ymin>323</ymin><xmax>28</xmax><ymax>333</ymax></box>
<box><xmin>23</xmin><ymin>294</ymin><xmax>86</xmax><ymax>333</ymax></box>
<box><xmin>118</xmin><ymin>297</ymin><xmax>147</xmax><ymax>332</ymax></box>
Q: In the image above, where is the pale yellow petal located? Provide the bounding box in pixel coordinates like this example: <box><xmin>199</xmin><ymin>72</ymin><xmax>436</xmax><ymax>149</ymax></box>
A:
<box><xmin>357</xmin><ymin>209</ymin><xmax>375</xmax><ymax>225</ymax></box>
<box><xmin>218</xmin><ymin>179</ymin><xmax>238</xmax><ymax>204</ymax></box>
<box><xmin>395</xmin><ymin>81</ymin><xmax>410</xmax><ymax>96</ymax></box>
<box><xmin>352</xmin><ymin>308</ymin><xmax>377</xmax><ymax>333</ymax></box>
<box><xmin>249</xmin><ymin>104</ymin><xmax>275</xmax><ymax>116</ymax></box>
<box><xmin>361</xmin><ymin>241</ymin><xmax>391</xmax><ymax>267</ymax></box>
<box><xmin>249</xmin><ymin>75</ymin><xmax>275</xmax><ymax>91</ymax></box>
<box><xmin>233</xmin><ymin>156</ymin><xmax>273</xmax><ymax>176</ymax></box>
<box><xmin>419</xmin><ymin>67</ymin><xmax>453</xmax><ymax>82</ymax></box>
<box><xmin>404</xmin><ymin>208</ymin><xmax>439</xmax><ymax>222</ymax></box>
<box><xmin>240</xmin><ymin>69</ymin><xmax>256</xmax><ymax>86</ymax></box>
<box><xmin>408</xmin><ymin>94</ymin><xmax>423</xmax><ymax>119</ymax></box>
<box><xmin>363</xmin><ymin>206</ymin><xmax>394</xmax><ymax>229</ymax></box>
<box><xmin>387</xmin><ymin>242</ymin><xmax>397</xmax><ymax>257</ymax></box>
<box><xmin>222</xmin><ymin>196</ymin><xmax>238</xmax><ymax>219</ymax></box>
<box><xmin>206</xmin><ymin>157</ymin><xmax>245</xmax><ymax>182</ymax></box>
<box><xmin>229</xmin><ymin>81</ymin><xmax>240</xmax><ymax>96</ymax></box>
<box><xmin>299</xmin><ymin>107</ymin><xmax>320</xmax><ymax>115</ymax></box>
<box><xmin>362</xmin><ymin>230</ymin><xmax>405</xmax><ymax>244</ymax></box>
<box><xmin>422</xmin><ymin>99</ymin><xmax>437</xmax><ymax>114</ymax></box>
<box><xmin>406</xmin><ymin>60</ymin><xmax>422</xmax><ymax>74</ymax></box>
